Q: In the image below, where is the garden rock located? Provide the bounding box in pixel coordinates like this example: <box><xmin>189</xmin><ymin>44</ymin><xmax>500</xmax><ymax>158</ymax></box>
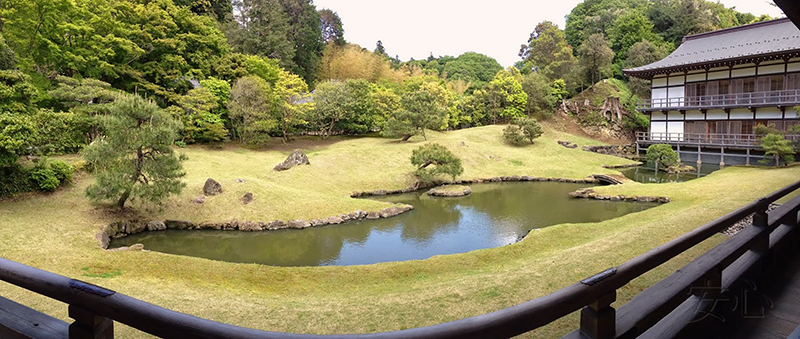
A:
<box><xmin>558</xmin><ymin>141</ymin><xmax>578</xmax><ymax>149</ymax></box>
<box><xmin>146</xmin><ymin>221</ymin><xmax>166</xmax><ymax>231</ymax></box>
<box><xmin>96</xmin><ymin>231</ymin><xmax>110</xmax><ymax>249</ymax></box>
<box><xmin>288</xmin><ymin>220</ymin><xmax>311</xmax><ymax>229</ymax></box>
<box><xmin>241</xmin><ymin>192</ymin><xmax>254</xmax><ymax>205</ymax></box>
<box><xmin>203</xmin><ymin>178</ymin><xmax>222</xmax><ymax>196</ymax></box>
<box><xmin>274</xmin><ymin>149</ymin><xmax>310</xmax><ymax>171</ymax></box>
<box><xmin>192</xmin><ymin>196</ymin><xmax>206</xmax><ymax>205</ymax></box>
<box><xmin>427</xmin><ymin>185</ymin><xmax>472</xmax><ymax>197</ymax></box>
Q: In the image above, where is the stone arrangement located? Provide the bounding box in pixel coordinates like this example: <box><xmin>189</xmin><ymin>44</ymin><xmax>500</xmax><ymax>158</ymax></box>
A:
<box><xmin>582</xmin><ymin>144</ymin><xmax>636</xmax><ymax>158</ymax></box>
<box><xmin>203</xmin><ymin>178</ymin><xmax>223</xmax><ymax>195</ymax></box>
<box><xmin>352</xmin><ymin>176</ymin><xmax>600</xmax><ymax>198</ymax></box>
<box><xmin>557</xmin><ymin>140</ymin><xmax>578</xmax><ymax>149</ymax></box>
<box><xmin>568</xmin><ymin>188</ymin><xmax>670</xmax><ymax>203</ymax></box>
<box><xmin>96</xmin><ymin>204</ymin><xmax>414</xmax><ymax>249</ymax></box>
<box><xmin>427</xmin><ymin>185</ymin><xmax>472</xmax><ymax>197</ymax></box>
<box><xmin>274</xmin><ymin>149</ymin><xmax>310</xmax><ymax>171</ymax></box>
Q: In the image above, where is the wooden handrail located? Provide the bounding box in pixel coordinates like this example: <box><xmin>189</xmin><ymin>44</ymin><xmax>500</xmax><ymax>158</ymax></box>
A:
<box><xmin>636</xmin><ymin>89</ymin><xmax>800</xmax><ymax>110</ymax></box>
<box><xmin>2</xmin><ymin>180</ymin><xmax>800</xmax><ymax>338</ymax></box>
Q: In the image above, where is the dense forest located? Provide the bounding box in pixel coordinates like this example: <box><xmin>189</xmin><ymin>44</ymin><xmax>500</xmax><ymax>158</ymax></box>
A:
<box><xmin>0</xmin><ymin>0</ymin><xmax>771</xmax><ymax>197</ymax></box>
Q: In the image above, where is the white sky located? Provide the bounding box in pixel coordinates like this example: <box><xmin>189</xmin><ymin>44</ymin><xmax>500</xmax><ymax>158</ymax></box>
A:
<box><xmin>312</xmin><ymin>0</ymin><xmax>785</xmax><ymax>67</ymax></box>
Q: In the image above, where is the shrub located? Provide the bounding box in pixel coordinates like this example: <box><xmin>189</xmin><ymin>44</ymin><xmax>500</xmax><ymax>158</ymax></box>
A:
<box><xmin>646</xmin><ymin>144</ymin><xmax>679</xmax><ymax>170</ymax></box>
<box><xmin>0</xmin><ymin>165</ymin><xmax>36</xmax><ymax>197</ymax></box>
<box><xmin>410</xmin><ymin>143</ymin><xmax>463</xmax><ymax>182</ymax></box>
<box><xmin>49</xmin><ymin>160</ymin><xmax>74</xmax><ymax>183</ymax></box>
<box><xmin>503</xmin><ymin>125</ymin><xmax>527</xmax><ymax>146</ymax></box>
<box><xmin>31</xmin><ymin>167</ymin><xmax>60</xmax><ymax>191</ymax></box>
<box><xmin>504</xmin><ymin>118</ymin><xmax>543</xmax><ymax>146</ymax></box>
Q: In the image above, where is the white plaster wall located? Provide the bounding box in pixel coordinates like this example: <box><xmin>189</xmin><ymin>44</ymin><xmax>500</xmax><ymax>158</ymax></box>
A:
<box><xmin>668</xmin><ymin>112</ymin><xmax>684</xmax><ymax>120</ymax></box>
<box><xmin>652</xmin><ymin>88</ymin><xmax>667</xmax><ymax>107</ymax></box>
<box><xmin>687</xmin><ymin>73</ymin><xmax>706</xmax><ymax>82</ymax></box>
<box><xmin>667</xmin><ymin>122</ymin><xmax>685</xmax><ymax>141</ymax></box>
<box><xmin>708</xmin><ymin>71</ymin><xmax>728</xmax><ymax>80</ymax></box>
<box><xmin>758</xmin><ymin>64</ymin><xmax>784</xmax><ymax>75</ymax></box>
<box><xmin>653</xmin><ymin>77</ymin><xmax>667</xmax><ymax>87</ymax></box>
<box><xmin>730</xmin><ymin>109</ymin><xmax>753</xmax><ymax>120</ymax></box>
<box><xmin>788</xmin><ymin>63</ymin><xmax>800</xmax><ymax>73</ymax></box>
<box><xmin>685</xmin><ymin>111</ymin><xmax>705</xmax><ymax>120</ymax></box>
<box><xmin>710</xmin><ymin>66</ymin><xmax>728</xmax><ymax>72</ymax></box>
<box><xmin>707</xmin><ymin>110</ymin><xmax>727</xmax><ymax>120</ymax></box>
<box><xmin>732</xmin><ymin>67</ymin><xmax>756</xmax><ymax>77</ymax></box>
<box><xmin>790</xmin><ymin>58</ymin><xmax>800</xmax><ymax>63</ymax></box>
<box><xmin>651</xmin><ymin>121</ymin><xmax>667</xmax><ymax>140</ymax></box>
<box><xmin>668</xmin><ymin>75</ymin><xmax>685</xmax><ymax>86</ymax></box>
<box><xmin>668</xmin><ymin>87</ymin><xmax>684</xmax><ymax>105</ymax></box>
<box><xmin>651</xmin><ymin>111</ymin><xmax>667</xmax><ymax>121</ymax></box>
<box><xmin>786</xmin><ymin>108</ymin><xmax>798</xmax><ymax>119</ymax></box>
<box><xmin>756</xmin><ymin>108</ymin><xmax>783</xmax><ymax>119</ymax></box>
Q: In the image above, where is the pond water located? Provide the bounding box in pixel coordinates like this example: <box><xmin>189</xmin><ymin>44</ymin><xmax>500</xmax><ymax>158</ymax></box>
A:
<box><xmin>619</xmin><ymin>163</ymin><xmax>721</xmax><ymax>184</ymax></box>
<box><xmin>110</xmin><ymin>182</ymin><xmax>657</xmax><ymax>267</ymax></box>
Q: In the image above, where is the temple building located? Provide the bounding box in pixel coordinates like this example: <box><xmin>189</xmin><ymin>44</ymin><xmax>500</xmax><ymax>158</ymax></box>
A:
<box><xmin>624</xmin><ymin>18</ymin><xmax>800</xmax><ymax>165</ymax></box>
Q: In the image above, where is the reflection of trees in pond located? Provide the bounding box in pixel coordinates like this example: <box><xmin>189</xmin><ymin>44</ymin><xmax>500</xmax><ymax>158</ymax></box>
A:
<box><xmin>394</xmin><ymin>197</ymin><xmax>463</xmax><ymax>243</ymax></box>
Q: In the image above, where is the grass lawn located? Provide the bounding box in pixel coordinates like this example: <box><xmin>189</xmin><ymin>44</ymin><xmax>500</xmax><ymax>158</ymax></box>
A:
<box><xmin>1</xmin><ymin>124</ymin><xmax>799</xmax><ymax>338</ymax></box>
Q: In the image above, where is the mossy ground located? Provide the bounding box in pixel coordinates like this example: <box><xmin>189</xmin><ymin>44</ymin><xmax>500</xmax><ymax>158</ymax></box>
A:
<box><xmin>1</xmin><ymin>125</ymin><xmax>799</xmax><ymax>338</ymax></box>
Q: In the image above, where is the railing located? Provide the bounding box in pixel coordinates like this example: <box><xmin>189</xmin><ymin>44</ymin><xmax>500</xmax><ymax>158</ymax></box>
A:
<box><xmin>636</xmin><ymin>131</ymin><xmax>800</xmax><ymax>146</ymax></box>
<box><xmin>2</xmin><ymin>181</ymin><xmax>800</xmax><ymax>338</ymax></box>
<box><xmin>637</xmin><ymin>89</ymin><xmax>800</xmax><ymax>110</ymax></box>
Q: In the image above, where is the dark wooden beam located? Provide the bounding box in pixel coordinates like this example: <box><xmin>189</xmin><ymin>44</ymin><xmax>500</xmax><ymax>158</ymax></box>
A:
<box><xmin>775</xmin><ymin>0</ymin><xmax>800</xmax><ymax>29</ymax></box>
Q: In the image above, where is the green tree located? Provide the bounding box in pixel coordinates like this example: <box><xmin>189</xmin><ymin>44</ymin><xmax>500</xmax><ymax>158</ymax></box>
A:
<box><xmin>410</xmin><ymin>143</ymin><xmax>463</xmax><ymax>182</ymax></box>
<box><xmin>274</xmin><ymin>69</ymin><xmax>312</xmax><ymax>143</ymax></box>
<box><xmin>578</xmin><ymin>33</ymin><xmax>614</xmax><ymax>85</ymax></box>
<box><xmin>477</xmin><ymin>69</ymin><xmax>527</xmax><ymax>124</ymax></box>
<box><xmin>227</xmin><ymin>75</ymin><xmax>276</xmax><ymax>144</ymax></box>
<box><xmin>319</xmin><ymin>9</ymin><xmax>345</xmax><ymax>46</ymax></box>
<box><xmin>607</xmin><ymin>11</ymin><xmax>664</xmax><ymax>61</ymax></box>
<box><xmin>176</xmin><ymin>87</ymin><xmax>228</xmax><ymax>143</ymax></box>
<box><xmin>503</xmin><ymin>118</ymin><xmax>543</xmax><ymax>145</ymax></box>
<box><xmin>84</xmin><ymin>95</ymin><xmax>186</xmax><ymax>209</ymax></box>
<box><xmin>760</xmin><ymin>133</ymin><xmax>795</xmax><ymax>166</ymax></box>
<box><xmin>383</xmin><ymin>81</ymin><xmax>450</xmax><ymax>141</ymax></box>
<box><xmin>227</xmin><ymin>0</ymin><xmax>296</xmax><ymax>71</ymax></box>
<box><xmin>0</xmin><ymin>35</ymin><xmax>17</xmax><ymax>70</ymax></box>
<box><xmin>309</xmin><ymin>80</ymin><xmax>353</xmax><ymax>138</ymax></box>
<box><xmin>646</xmin><ymin>144</ymin><xmax>679</xmax><ymax>171</ymax></box>
<box><xmin>280</xmin><ymin>0</ymin><xmax>323</xmax><ymax>85</ymax></box>
<box><xmin>519</xmin><ymin>21</ymin><xmax>580</xmax><ymax>90</ymax></box>
<box><xmin>441</xmin><ymin>52</ymin><xmax>503</xmax><ymax>91</ymax></box>
<box><xmin>173</xmin><ymin>0</ymin><xmax>233</xmax><ymax>22</ymax></box>
<box><xmin>625</xmin><ymin>40</ymin><xmax>669</xmax><ymax>97</ymax></box>
<box><xmin>521</xmin><ymin>72</ymin><xmax>557</xmax><ymax>117</ymax></box>
<box><xmin>0</xmin><ymin>113</ymin><xmax>36</xmax><ymax>167</ymax></box>
<box><xmin>374</xmin><ymin>40</ymin><xmax>388</xmax><ymax>58</ymax></box>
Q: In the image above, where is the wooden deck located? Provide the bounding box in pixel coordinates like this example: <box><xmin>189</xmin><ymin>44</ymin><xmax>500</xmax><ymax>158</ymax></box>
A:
<box><xmin>678</xmin><ymin>243</ymin><xmax>800</xmax><ymax>339</ymax></box>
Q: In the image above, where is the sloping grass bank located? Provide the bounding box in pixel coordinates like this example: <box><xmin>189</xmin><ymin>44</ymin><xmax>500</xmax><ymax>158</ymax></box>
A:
<box><xmin>1</xmin><ymin>125</ymin><xmax>799</xmax><ymax>338</ymax></box>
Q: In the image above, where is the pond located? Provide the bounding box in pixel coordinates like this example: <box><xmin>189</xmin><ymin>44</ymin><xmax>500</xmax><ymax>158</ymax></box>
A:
<box><xmin>619</xmin><ymin>163</ymin><xmax>721</xmax><ymax>184</ymax></box>
<box><xmin>110</xmin><ymin>182</ymin><xmax>658</xmax><ymax>266</ymax></box>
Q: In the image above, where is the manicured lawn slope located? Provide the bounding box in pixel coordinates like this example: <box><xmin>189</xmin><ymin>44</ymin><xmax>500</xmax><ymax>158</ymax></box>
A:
<box><xmin>1</xmin><ymin>125</ymin><xmax>798</xmax><ymax>338</ymax></box>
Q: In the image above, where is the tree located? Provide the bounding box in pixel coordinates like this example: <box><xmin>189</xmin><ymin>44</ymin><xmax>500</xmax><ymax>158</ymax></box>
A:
<box><xmin>227</xmin><ymin>76</ymin><xmax>276</xmax><ymax>144</ymax></box>
<box><xmin>410</xmin><ymin>143</ymin><xmax>463</xmax><ymax>182</ymax></box>
<box><xmin>519</xmin><ymin>21</ymin><xmax>580</xmax><ymax>90</ymax></box>
<box><xmin>441</xmin><ymin>52</ymin><xmax>503</xmax><ymax>91</ymax></box>
<box><xmin>0</xmin><ymin>35</ymin><xmax>17</xmax><ymax>70</ymax></box>
<box><xmin>309</xmin><ymin>80</ymin><xmax>353</xmax><ymax>138</ymax></box>
<box><xmin>521</xmin><ymin>72</ymin><xmax>557</xmax><ymax>117</ymax></box>
<box><xmin>173</xmin><ymin>0</ymin><xmax>233</xmax><ymax>22</ymax></box>
<box><xmin>84</xmin><ymin>95</ymin><xmax>186</xmax><ymax>209</ymax></box>
<box><xmin>578</xmin><ymin>33</ymin><xmax>614</xmax><ymax>85</ymax></box>
<box><xmin>273</xmin><ymin>69</ymin><xmax>312</xmax><ymax>143</ymax></box>
<box><xmin>319</xmin><ymin>43</ymin><xmax>404</xmax><ymax>83</ymax></box>
<box><xmin>0</xmin><ymin>113</ymin><xmax>36</xmax><ymax>167</ymax></box>
<box><xmin>319</xmin><ymin>9</ymin><xmax>345</xmax><ymax>46</ymax></box>
<box><xmin>227</xmin><ymin>0</ymin><xmax>296</xmax><ymax>71</ymax></box>
<box><xmin>607</xmin><ymin>11</ymin><xmax>663</xmax><ymax>61</ymax></box>
<box><xmin>280</xmin><ymin>0</ymin><xmax>323</xmax><ymax>85</ymax></box>
<box><xmin>374</xmin><ymin>40</ymin><xmax>388</xmax><ymax>58</ymax></box>
<box><xmin>477</xmin><ymin>69</ymin><xmax>527</xmax><ymax>124</ymax></box>
<box><xmin>176</xmin><ymin>87</ymin><xmax>228</xmax><ymax>143</ymax></box>
<box><xmin>646</xmin><ymin>144</ymin><xmax>679</xmax><ymax>171</ymax></box>
<box><xmin>503</xmin><ymin>118</ymin><xmax>543</xmax><ymax>145</ymax></box>
<box><xmin>383</xmin><ymin>81</ymin><xmax>450</xmax><ymax>141</ymax></box>
<box><xmin>625</xmin><ymin>40</ymin><xmax>669</xmax><ymax>97</ymax></box>
<box><xmin>760</xmin><ymin>133</ymin><xmax>795</xmax><ymax>166</ymax></box>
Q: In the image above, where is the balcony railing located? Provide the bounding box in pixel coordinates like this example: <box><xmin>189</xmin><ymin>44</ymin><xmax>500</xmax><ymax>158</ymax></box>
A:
<box><xmin>637</xmin><ymin>89</ymin><xmax>800</xmax><ymax>110</ymax></box>
<box><xmin>636</xmin><ymin>132</ymin><xmax>800</xmax><ymax>147</ymax></box>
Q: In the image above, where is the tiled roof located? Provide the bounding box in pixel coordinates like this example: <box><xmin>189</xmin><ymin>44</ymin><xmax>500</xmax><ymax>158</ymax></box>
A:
<box><xmin>624</xmin><ymin>18</ymin><xmax>800</xmax><ymax>77</ymax></box>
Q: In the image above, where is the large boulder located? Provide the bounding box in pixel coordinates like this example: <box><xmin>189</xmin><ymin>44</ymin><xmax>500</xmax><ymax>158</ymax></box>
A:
<box><xmin>274</xmin><ymin>149</ymin><xmax>310</xmax><ymax>171</ymax></box>
<box><xmin>203</xmin><ymin>178</ymin><xmax>222</xmax><ymax>196</ymax></box>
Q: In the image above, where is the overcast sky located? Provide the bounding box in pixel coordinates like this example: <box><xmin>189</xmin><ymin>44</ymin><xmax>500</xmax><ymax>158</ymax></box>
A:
<box><xmin>312</xmin><ymin>0</ymin><xmax>785</xmax><ymax>67</ymax></box>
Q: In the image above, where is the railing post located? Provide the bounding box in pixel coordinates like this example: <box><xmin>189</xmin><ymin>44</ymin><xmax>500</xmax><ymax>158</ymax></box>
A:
<box><xmin>580</xmin><ymin>291</ymin><xmax>616</xmax><ymax>339</ymax></box>
<box><xmin>752</xmin><ymin>206</ymin><xmax>772</xmax><ymax>272</ymax></box>
<box><xmin>69</xmin><ymin>305</ymin><xmax>113</xmax><ymax>339</ymax></box>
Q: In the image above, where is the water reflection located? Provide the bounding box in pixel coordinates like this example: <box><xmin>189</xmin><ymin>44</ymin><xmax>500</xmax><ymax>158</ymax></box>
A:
<box><xmin>111</xmin><ymin>182</ymin><xmax>657</xmax><ymax>266</ymax></box>
<box><xmin>619</xmin><ymin>162</ymin><xmax>720</xmax><ymax>184</ymax></box>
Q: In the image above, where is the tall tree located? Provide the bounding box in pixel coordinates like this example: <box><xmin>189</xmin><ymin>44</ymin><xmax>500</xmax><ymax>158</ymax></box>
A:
<box><xmin>227</xmin><ymin>0</ymin><xmax>296</xmax><ymax>71</ymax></box>
<box><xmin>477</xmin><ymin>69</ymin><xmax>527</xmax><ymax>124</ymax></box>
<box><xmin>319</xmin><ymin>9</ymin><xmax>345</xmax><ymax>46</ymax></box>
<box><xmin>624</xmin><ymin>40</ymin><xmax>669</xmax><ymax>97</ymax></box>
<box><xmin>383</xmin><ymin>81</ymin><xmax>450</xmax><ymax>141</ymax></box>
<box><xmin>578</xmin><ymin>33</ymin><xmax>614</xmax><ymax>85</ymax></box>
<box><xmin>280</xmin><ymin>0</ymin><xmax>323</xmax><ymax>85</ymax></box>
<box><xmin>173</xmin><ymin>0</ymin><xmax>233</xmax><ymax>22</ymax></box>
<box><xmin>84</xmin><ymin>95</ymin><xmax>186</xmax><ymax>209</ymax></box>
<box><xmin>273</xmin><ymin>69</ymin><xmax>311</xmax><ymax>143</ymax></box>
<box><xmin>519</xmin><ymin>21</ymin><xmax>580</xmax><ymax>90</ymax></box>
<box><xmin>374</xmin><ymin>40</ymin><xmax>388</xmax><ymax>58</ymax></box>
<box><xmin>227</xmin><ymin>75</ymin><xmax>277</xmax><ymax>145</ymax></box>
<box><xmin>441</xmin><ymin>52</ymin><xmax>503</xmax><ymax>91</ymax></box>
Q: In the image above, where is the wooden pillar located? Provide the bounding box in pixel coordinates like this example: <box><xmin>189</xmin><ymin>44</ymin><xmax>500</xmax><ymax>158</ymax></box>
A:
<box><xmin>752</xmin><ymin>208</ymin><xmax>772</xmax><ymax>272</ymax></box>
<box><xmin>580</xmin><ymin>291</ymin><xmax>616</xmax><ymax>339</ymax></box>
<box><xmin>746</xmin><ymin>148</ymin><xmax>751</xmax><ymax>166</ymax></box>
<box><xmin>69</xmin><ymin>305</ymin><xmax>113</xmax><ymax>339</ymax></box>
<box><xmin>697</xmin><ymin>146</ymin><xmax>702</xmax><ymax>165</ymax></box>
<box><xmin>677</xmin><ymin>144</ymin><xmax>682</xmax><ymax>162</ymax></box>
<box><xmin>719</xmin><ymin>147</ymin><xmax>725</xmax><ymax>167</ymax></box>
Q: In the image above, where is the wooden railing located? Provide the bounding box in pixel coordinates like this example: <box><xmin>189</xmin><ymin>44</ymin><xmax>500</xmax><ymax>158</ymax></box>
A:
<box><xmin>637</xmin><ymin>89</ymin><xmax>800</xmax><ymax>110</ymax></box>
<box><xmin>2</xmin><ymin>180</ymin><xmax>800</xmax><ymax>338</ymax></box>
<box><xmin>636</xmin><ymin>131</ymin><xmax>800</xmax><ymax>147</ymax></box>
